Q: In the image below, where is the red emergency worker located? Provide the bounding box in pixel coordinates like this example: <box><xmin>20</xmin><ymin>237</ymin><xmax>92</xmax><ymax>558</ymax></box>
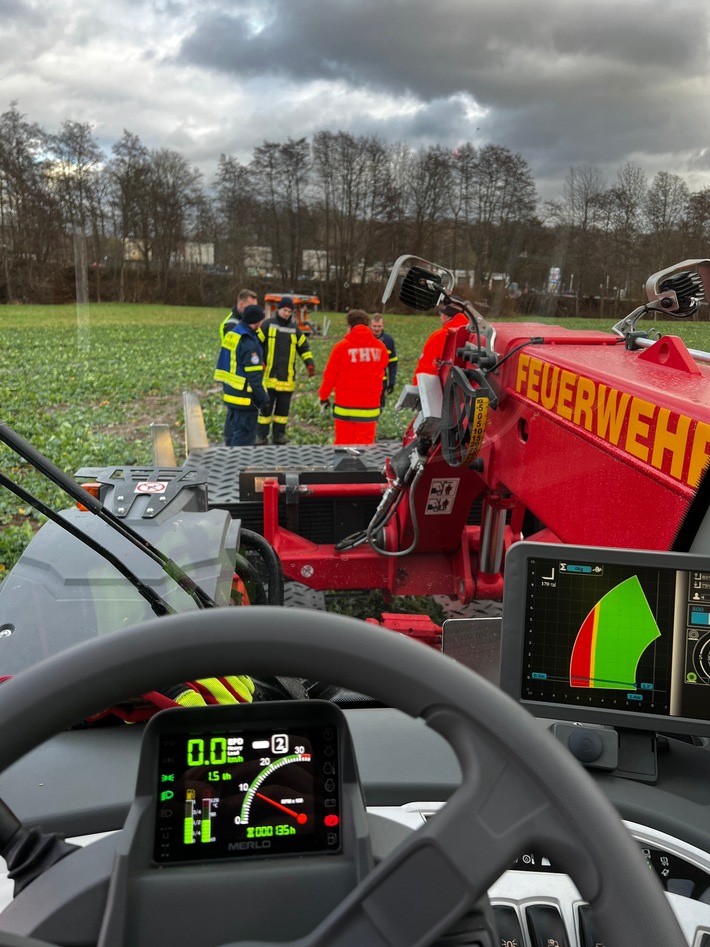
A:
<box><xmin>412</xmin><ymin>306</ymin><xmax>470</xmax><ymax>381</ymax></box>
<box><xmin>319</xmin><ymin>310</ymin><xmax>389</xmax><ymax>445</ymax></box>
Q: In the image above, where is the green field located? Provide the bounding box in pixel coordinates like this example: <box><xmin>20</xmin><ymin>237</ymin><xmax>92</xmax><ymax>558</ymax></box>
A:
<box><xmin>2</xmin><ymin>301</ymin><xmax>710</xmax><ymax>575</ymax></box>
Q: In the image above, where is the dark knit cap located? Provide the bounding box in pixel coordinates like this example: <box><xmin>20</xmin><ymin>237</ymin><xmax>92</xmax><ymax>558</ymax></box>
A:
<box><xmin>242</xmin><ymin>304</ymin><xmax>265</xmax><ymax>325</ymax></box>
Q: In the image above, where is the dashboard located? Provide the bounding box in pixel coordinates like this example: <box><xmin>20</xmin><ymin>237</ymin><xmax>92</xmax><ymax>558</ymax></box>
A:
<box><xmin>1</xmin><ymin>706</ymin><xmax>710</xmax><ymax>945</ymax></box>
<box><xmin>2</xmin><ymin>542</ymin><xmax>710</xmax><ymax>945</ymax></box>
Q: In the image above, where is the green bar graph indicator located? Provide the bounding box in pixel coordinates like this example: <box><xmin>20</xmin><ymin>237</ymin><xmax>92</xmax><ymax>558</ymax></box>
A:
<box><xmin>201</xmin><ymin>795</ymin><xmax>213</xmax><ymax>843</ymax></box>
<box><xmin>570</xmin><ymin>576</ymin><xmax>660</xmax><ymax>690</ymax></box>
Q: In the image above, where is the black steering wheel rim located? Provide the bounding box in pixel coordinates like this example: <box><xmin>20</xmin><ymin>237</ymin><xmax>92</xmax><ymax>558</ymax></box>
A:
<box><xmin>0</xmin><ymin>607</ymin><xmax>687</xmax><ymax>947</ymax></box>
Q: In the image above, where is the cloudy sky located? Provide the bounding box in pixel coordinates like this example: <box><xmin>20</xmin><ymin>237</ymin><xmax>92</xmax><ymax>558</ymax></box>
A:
<box><xmin>3</xmin><ymin>0</ymin><xmax>710</xmax><ymax>200</ymax></box>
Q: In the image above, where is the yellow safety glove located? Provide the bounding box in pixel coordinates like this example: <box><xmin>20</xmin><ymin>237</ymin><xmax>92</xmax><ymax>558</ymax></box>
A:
<box><xmin>171</xmin><ymin>675</ymin><xmax>255</xmax><ymax>706</ymax></box>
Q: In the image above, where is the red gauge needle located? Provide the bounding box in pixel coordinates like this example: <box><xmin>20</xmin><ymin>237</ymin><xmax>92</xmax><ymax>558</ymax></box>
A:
<box><xmin>256</xmin><ymin>793</ymin><xmax>308</xmax><ymax>824</ymax></box>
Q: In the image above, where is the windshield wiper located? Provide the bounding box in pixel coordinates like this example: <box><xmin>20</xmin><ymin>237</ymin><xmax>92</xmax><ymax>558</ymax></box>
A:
<box><xmin>0</xmin><ymin>468</ymin><xmax>175</xmax><ymax>617</ymax></box>
<box><xmin>0</xmin><ymin>422</ymin><xmax>217</xmax><ymax>612</ymax></box>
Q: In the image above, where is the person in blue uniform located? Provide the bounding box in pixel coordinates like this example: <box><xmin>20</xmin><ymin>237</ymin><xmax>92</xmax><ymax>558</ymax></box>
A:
<box><xmin>214</xmin><ymin>304</ymin><xmax>269</xmax><ymax>446</ymax></box>
<box><xmin>370</xmin><ymin>315</ymin><xmax>398</xmax><ymax>407</ymax></box>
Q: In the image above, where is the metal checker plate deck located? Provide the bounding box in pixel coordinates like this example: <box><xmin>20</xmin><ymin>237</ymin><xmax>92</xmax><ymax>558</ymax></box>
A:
<box><xmin>183</xmin><ymin>441</ymin><xmax>401</xmax><ymax>505</ymax></box>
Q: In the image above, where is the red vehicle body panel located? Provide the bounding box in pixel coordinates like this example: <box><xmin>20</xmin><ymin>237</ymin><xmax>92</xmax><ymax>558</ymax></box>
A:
<box><xmin>262</xmin><ymin>319</ymin><xmax>710</xmax><ymax>606</ymax></box>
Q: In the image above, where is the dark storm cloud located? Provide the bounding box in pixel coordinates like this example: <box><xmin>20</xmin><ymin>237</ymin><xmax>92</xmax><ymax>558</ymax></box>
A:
<box><xmin>1</xmin><ymin>0</ymin><xmax>37</xmax><ymax>20</ymax></box>
<box><xmin>180</xmin><ymin>0</ymin><xmax>707</xmax><ymax>99</ymax></box>
<box><xmin>178</xmin><ymin>0</ymin><xmax>710</xmax><ymax>182</ymax></box>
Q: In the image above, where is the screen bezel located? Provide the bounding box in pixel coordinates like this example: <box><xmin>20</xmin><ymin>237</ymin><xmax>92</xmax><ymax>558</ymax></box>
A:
<box><xmin>499</xmin><ymin>542</ymin><xmax>710</xmax><ymax>737</ymax></box>
<box><xmin>146</xmin><ymin>700</ymin><xmax>345</xmax><ymax>865</ymax></box>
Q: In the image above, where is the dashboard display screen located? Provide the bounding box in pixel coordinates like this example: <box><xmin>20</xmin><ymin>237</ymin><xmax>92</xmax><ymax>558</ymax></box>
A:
<box><xmin>500</xmin><ymin>543</ymin><xmax>710</xmax><ymax>735</ymax></box>
<box><xmin>153</xmin><ymin>719</ymin><xmax>341</xmax><ymax>863</ymax></box>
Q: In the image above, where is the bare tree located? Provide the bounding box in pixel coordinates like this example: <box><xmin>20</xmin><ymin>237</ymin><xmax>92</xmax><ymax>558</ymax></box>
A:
<box><xmin>279</xmin><ymin>137</ymin><xmax>311</xmax><ymax>283</ymax></box>
<box><xmin>546</xmin><ymin>164</ymin><xmax>606</xmax><ymax>312</ymax></box>
<box><xmin>250</xmin><ymin>141</ymin><xmax>283</xmax><ymax>278</ymax></box>
<box><xmin>608</xmin><ymin>162</ymin><xmax>647</xmax><ymax>299</ymax></box>
<box><xmin>214</xmin><ymin>154</ymin><xmax>256</xmax><ymax>281</ymax></box>
<box><xmin>407</xmin><ymin>145</ymin><xmax>451</xmax><ymax>262</ymax></box>
<box><xmin>645</xmin><ymin>171</ymin><xmax>690</xmax><ymax>269</ymax></box>
<box><xmin>312</xmin><ymin>131</ymin><xmax>391</xmax><ymax>308</ymax></box>
<box><xmin>447</xmin><ymin>143</ymin><xmax>477</xmax><ymax>277</ymax></box>
<box><xmin>355</xmin><ymin>136</ymin><xmax>391</xmax><ymax>290</ymax></box>
<box><xmin>686</xmin><ymin>187</ymin><xmax>710</xmax><ymax>255</ymax></box>
<box><xmin>108</xmin><ymin>131</ymin><xmax>152</xmax><ymax>299</ymax></box>
<box><xmin>368</xmin><ymin>140</ymin><xmax>412</xmax><ymax>282</ymax></box>
<box><xmin>465</xmin><ymin>144</ymin><xmax>537</xmax><ymax>288</ymax></box>
<box><xmin>146</xmin><ymin>148</ymin><xmax>204</xmax><ymax>297</ymax></box>
<box><xmin>251</xmin><ymin>138</ymin><xmax>310</xmax><ymax>285</ymax></box>
<box><xmin>47</xmin><ymin>120</ymin><xmax>104</xmax><ymax>236</ymax></box>
<box><xmin>0</xmin><ymin>103</ymin><xmax>58</xmax><ymax>300</ymax></box>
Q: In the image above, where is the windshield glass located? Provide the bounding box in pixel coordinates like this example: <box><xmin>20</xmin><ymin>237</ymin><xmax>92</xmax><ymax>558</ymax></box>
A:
<box><xmin>2</xmin><ymin>0</ymin><xmax>710</xmax><ymax>673</ymax></box>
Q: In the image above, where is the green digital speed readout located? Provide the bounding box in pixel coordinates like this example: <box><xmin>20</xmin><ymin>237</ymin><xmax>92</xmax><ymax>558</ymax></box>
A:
<box><xmin>186</xmin><ymin>737</ymin><xmax>244</xmax><ymax>766</ymax></box>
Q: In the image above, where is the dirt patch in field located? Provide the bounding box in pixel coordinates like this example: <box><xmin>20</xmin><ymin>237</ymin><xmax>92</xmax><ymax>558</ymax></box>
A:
<box><xmin>94</xmin><ymin>386</ymin><xmax>215</xmax><ymax>434</ymax></box>
<box><xmin>93</xmin><ymin>394</ymin><xmax>184</xmax><ymax>440</ymax></box>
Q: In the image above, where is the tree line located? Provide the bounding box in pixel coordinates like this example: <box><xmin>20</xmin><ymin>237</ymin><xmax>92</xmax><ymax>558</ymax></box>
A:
<box><xmin>2</xmin><ymin>101</ymin><xmax>710</xmax><ymax>314</ymax></box>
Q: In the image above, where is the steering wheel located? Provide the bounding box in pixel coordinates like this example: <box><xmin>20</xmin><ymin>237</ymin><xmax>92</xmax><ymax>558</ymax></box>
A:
<box><xmin>0</xmin><ymin>607</ymin><xmax>687</xmax><ymax>947</ymax></box>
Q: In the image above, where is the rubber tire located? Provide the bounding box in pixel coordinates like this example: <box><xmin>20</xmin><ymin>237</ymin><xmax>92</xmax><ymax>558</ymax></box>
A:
<box><xmin>283</xmin><ymin>580</ymin><xmax>326</xmax><ymax>611</ymax></box>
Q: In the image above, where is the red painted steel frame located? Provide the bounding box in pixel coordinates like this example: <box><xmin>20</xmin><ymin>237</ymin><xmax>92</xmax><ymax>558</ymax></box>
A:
<box><xmin>261</xmin><ymin>478</ymin><xmax>507</xmax><ymax>601</ymax></box>
<box><xmin>260</xmin><ymin>321</ymin><xmax>710</xmax><ymax>605</ymax></box>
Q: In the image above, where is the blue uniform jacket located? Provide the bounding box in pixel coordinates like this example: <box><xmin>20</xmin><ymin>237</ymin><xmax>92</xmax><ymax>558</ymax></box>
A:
<box><xmin>214</xmin><ymin>324</ymin><xmax>269</xmax><ymax>410</ymax></box>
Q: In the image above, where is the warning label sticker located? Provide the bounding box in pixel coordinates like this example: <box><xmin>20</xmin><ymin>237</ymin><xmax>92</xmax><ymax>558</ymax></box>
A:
<box><xmin>425</xmin><ymin>478</ymin><xmax>459</xmax><ymax>515</ymax></box>
<box><xmin>134</xmin><ymin>481</ymin><xmax>168</xmax><ymax>494</ymax></box>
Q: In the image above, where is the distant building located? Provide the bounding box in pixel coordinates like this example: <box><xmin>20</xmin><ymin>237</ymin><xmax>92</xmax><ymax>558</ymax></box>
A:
<box><xmin>123</xmin><ymin>239</ymin><xmax>149</xmax><ymax>263</ymax></box>
<box><xmin>244</xmin><ymin>246</ymin><xmax>273</xmax><ymax>276</ymax></box>
<box><xmin>172</xmin><ymin>242</ymin><xmax>214</xmax><ymax>267</ymax></box>
<box><xmin>301</xmin><ymin>249</ymin><xmax>328</xmax><ymax>280</ymax></box>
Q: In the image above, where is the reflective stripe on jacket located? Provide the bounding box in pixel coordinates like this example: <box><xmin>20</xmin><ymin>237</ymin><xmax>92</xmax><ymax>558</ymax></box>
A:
<box><xmin>262</xmin><ymin>317</ymin><xmax>314</xmax><ymax>391</ymax></box>
<box><xmin>219</xmin><ymin>308</ymin><xmax>240</xmax><ymax>343</ymax></box>
<box><xmin>214</xmin><ymin>324</ymin><xmax>268</xmax><ymax>408</ymax></box>
<box><xmin>378</xmin><ymin>330</ymin><xmax>398</xmax><ymax>386</ymax></box>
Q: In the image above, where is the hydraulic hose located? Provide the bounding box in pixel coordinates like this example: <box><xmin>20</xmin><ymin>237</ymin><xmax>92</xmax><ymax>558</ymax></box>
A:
<box><xmin>233</xmin><ymin>552</ymin><xmax>268</xmax><ymax>605</ymax></box>
<box><xmin>334</xmin><ymin>479</ymin><xmax>406</xmax><ymax>552</ymax></box>
<box><xmin>239</xmin><ymin>528</ymin><xmax>284</xmax><ymax>606</ymax></box>
<box><xmin>367</xmin><ymin>464</ymin><xmax>425</xmax><ymax>557</ymax></box>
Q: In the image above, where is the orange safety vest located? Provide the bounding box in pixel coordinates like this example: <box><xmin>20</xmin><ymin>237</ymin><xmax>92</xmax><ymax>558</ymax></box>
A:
<box><xmin>412</xmin><ymin>313</ymin><xmax>470</xmax><ymax>381</ymax></box>
<box><xmin>319</xmin><ymin>325</ymin><xmax>389</xmax><ymax>422</ymax></box>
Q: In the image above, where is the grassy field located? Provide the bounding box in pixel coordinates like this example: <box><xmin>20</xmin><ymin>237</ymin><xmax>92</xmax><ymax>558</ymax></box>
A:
<box><xmin>2</xmin><ymin>300</ymin><xmax>710</xmax><ymax>576</ymax></box>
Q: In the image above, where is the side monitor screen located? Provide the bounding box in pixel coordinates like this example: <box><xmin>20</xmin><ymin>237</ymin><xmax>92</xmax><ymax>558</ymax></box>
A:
<box><xmin>500</xmin><ymin>543</ymin><xmax>710</xmax><ymax>736</ymax></box>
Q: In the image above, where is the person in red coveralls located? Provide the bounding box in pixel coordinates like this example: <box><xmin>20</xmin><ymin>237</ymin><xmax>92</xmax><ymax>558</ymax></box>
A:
<box><xmin>318</xmin><ymin>310</ymin><xmax>389</xmax><ymax>445</ymax></box>
<box><xmin>412</xmin><ymin>304</ymin><xmax>470</xmax><ymax>381</ymax></box>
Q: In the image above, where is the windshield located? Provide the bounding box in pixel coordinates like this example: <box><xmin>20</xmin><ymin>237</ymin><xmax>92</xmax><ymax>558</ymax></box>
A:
<box><xmin>2</xmin><ymin>0</ymin><xmax>710</xmax><ymax>674</ymax></box>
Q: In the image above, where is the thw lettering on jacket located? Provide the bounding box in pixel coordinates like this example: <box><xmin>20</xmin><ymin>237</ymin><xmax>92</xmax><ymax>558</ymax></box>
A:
<box><xmin>349</xmin><ymin>347</ymin><xmax>384</xmax><ymax>363</ymax></box>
